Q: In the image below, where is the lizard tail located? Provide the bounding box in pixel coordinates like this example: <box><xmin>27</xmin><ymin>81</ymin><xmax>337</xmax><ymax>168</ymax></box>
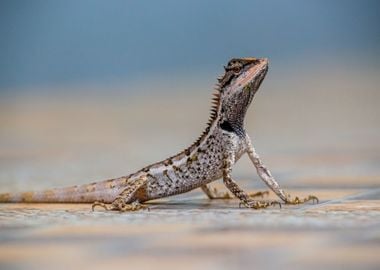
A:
<box><xmin>0</xmin><ymin>177</ymin><xmax>127</xmax><ymax>204</ymax></box>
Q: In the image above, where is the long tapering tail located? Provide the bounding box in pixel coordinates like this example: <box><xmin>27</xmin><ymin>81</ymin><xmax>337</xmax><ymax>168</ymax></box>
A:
<box><xmin>0</xmin><ymin>176</ymin><xmax>128</xmax><ymax>204</ymax></box>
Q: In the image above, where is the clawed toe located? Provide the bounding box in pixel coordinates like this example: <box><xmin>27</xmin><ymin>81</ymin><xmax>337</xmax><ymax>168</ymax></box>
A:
<box><xmin>286</xmin><ymin>194</ymin><xmax>319</xmax><ymax>205</ymax></box>
<box><xmin>92</xmin><ymin>201</ymin><xmax>113</xmax><ymax>211</ymax></box>
<box><xmin>120</xmin><ymin>201</ymin><xmax>149</xmax><ymax>212</ymax></box>
<box><xmin>92</xmin><ymin>199</ymin><xmax>148</xmax><ymax>212</ymax></box>
<box><xmin>239</xmin><ymin>200</ymin><xmax>282</xmax><ymax>209</ymax></box>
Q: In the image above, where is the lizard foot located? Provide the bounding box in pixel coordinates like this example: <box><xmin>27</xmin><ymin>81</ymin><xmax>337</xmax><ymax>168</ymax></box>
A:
<box><xmin>92</xmin><ymin>198</ymin><xmax>148</xmax><ymax>212</ymax></box>
<box><xmin>239</xmin><ymin>200</ymin><xmax>282</xmax><ymax>209</ymax></box>
<box><xmin>285</xmin><ymin>194</ymin><xmax>319</xmax><ymax>205</ymax></box>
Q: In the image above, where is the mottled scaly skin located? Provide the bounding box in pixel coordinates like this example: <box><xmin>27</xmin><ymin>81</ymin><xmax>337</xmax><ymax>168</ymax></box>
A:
<box><xmin>0</xmin><ymin>57</ymin><xmax>318</xmax><ymax>210</ymax></box>
<box><xmin>144</xmin><ymin>129</ymin><xmax>247</xmax><ymax>201</ymax></box>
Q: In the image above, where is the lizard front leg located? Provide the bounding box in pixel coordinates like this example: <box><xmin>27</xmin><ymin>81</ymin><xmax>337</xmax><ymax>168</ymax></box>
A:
<box><xmin>245</xmin><ymin>136</ymin><xmax>318</xmax><ymax>205</ymax></box>
<box><xmin>92</xmin><ymin>175</ymin><xmax>149</xmax><ymax>212</ymax></box>
<box><xmin>222</xmin><ymin>151</ymin><xmax>281</xmax><ymax>209</ymax></box>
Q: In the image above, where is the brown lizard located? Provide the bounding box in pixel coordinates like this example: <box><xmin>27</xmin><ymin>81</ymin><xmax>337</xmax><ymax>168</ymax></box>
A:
<box><xmin>0</xmin><ymin>57</ymin><xmax>318</xmax><ymax>211</ymax></box>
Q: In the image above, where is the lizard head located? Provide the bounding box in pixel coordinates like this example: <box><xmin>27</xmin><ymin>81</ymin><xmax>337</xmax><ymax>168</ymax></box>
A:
<box><xmin>216</xmin><ymin>57</ymin><xmax>268</xmax><ymax>135</ymax></box>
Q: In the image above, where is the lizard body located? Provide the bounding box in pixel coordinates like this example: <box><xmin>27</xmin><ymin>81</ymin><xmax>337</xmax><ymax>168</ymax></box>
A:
<box><xmin>0</xmin><ymin>58</ymin><xmax>317</xmax><ymax>211</ymax></box>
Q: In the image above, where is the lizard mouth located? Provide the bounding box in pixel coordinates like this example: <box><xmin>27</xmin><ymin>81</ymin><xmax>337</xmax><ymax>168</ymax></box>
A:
<box><xmin>244</xmin><ymin>58</ymin><xmax>268</xmax><ymax>84</ymax></box>
<box><xmin>231</xmin><ymin>58</ymin><xmax>268</xmax><ymax>91</ymax></box>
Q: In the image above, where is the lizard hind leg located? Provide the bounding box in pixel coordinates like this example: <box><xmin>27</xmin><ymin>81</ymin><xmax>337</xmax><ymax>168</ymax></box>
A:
<box><xmin>92</xmin><ymin>175</ymin><xmax>149</xmax><ymax>212</ymax></box>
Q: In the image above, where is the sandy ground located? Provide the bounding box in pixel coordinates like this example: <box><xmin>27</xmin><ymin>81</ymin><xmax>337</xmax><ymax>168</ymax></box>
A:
<box><xmin>0</xmin><ymin>66</ymin><xmax>379</xmax><ymax>269</ymax></box>
<box><xmin>0</xmin><ymin>188</ymin><xmax>379</xmax><ymax>270</ymax></box>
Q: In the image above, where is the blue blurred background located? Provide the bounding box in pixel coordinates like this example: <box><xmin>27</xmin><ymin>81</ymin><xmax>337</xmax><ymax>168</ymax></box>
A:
<box><xmin>1</xmin><ymin>3</ymin><xmax>380</xmax><ymax>269</ymax></box>
<box><xmin>1</xmin><ymin>0</ymin><xmax>379</xmax><ymax>92</ymax></box>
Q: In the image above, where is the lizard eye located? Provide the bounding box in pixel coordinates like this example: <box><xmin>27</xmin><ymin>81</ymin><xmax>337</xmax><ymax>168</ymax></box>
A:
<box><xmin>224</xmin><ymin>62</ymin><xmax>242</xmax><ymax>73</ymax></box>
<box><xmin>233</xmin><ymin>65</ymin><xmax>241</xmax><ymax>73</ymax></box>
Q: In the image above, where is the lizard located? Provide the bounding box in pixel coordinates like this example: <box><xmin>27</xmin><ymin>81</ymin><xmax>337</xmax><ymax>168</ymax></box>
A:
<box><xmin>0</xmin><ymin>57</ymin><xmax>318</xmax><ymax>211</ymax></box>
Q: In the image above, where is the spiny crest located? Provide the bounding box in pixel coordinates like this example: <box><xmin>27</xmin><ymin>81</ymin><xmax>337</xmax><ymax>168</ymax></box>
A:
<box><xmin>207</xmin><ymin>79</ymin><xmax>223</xmax><ymax>125</ymax></box>
<box><xmin>141</xmin><ymin>75</ymin><xmax>224</xmax><ymax>170</ymax></box>
<box><xmin>178</xmin><ymin>78</ymin><xmax>223</xmax><ymax>156</ymax></box>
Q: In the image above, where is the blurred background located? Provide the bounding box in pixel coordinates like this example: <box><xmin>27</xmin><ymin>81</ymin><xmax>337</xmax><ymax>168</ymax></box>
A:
<box><xmin>0</xmin><ymin>0</ymin><xmax>379</xmax><ymax>191</ymax></box>
<box><xmin>0</xmin><ymin>2</ymin><xmax>380</xmax><ymax>270</ymax></box>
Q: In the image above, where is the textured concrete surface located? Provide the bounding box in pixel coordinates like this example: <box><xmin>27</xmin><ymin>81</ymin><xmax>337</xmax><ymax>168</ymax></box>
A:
<box><xmin>0</xmin><ymin>187</ymin><xmax>379</xmax><ymax>270</ymax></box>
